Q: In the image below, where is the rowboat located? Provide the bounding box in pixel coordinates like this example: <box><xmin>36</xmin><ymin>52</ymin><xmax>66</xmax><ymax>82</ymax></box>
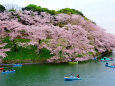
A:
<box><xmin>12</xmin><ymin>64</ymin><xmax>22</xmax><ymax>67</ymax></box>
<box><xmin>105</xmin><ymin>63</ymin><xmax>115</xmax><ymax>68</ymax></box>
<box><xmin>2</xmin><ymin>70</ymin><xmax>16</xmax><ymax>74</ymax></box>
<box><xmin>64</xmin><ymin>77</ymin><xmax>81</xmax><ymax>81</ymax></box>
<box><xmin>0</xmin><ymin>68</ymin><xmax>4</xmax><ymax>70</ymax></box>
<box><xmin>68</xmin><ymin>61</ymin><xmax>78</xmax><ymax>64</ymax></box>
<box><xmin>101</xmin><ymin>57</ymin><xmax>113</xmax><ymax>62</ymax></box>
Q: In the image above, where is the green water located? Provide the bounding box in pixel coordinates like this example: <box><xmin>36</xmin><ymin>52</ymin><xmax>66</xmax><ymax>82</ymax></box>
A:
<box><xmin>0</xmin><ymin>54</ymin><xmax>115</xmax><ymax>86</ymax></box>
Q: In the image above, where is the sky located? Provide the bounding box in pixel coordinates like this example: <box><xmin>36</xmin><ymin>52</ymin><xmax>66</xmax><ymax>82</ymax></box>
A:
<box><xmin>0</xmin><ymin>0</ymin><xmax>115</xmax><ymax>34</ymax></box>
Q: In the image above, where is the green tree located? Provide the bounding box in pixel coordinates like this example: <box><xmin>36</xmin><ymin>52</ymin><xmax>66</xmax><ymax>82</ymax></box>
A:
<box><xmin>0</xmin><ymin>4</ymin><xmax>6</xmax><ymax>12</ymax></box>
<box><xmin>22</xmin><ymin>4</ymin><xmax>42</xmax><ymax>12</ymax></box>
<box><xmin>57</xmin><ymin>8</ymin><xmax>84</xmax><ymax>17</ymax></box>
<box><xmin>22</xmin><ymin>4</ymin><xmax>56</xmax><ymax>15</ymax></box>
<box><xmin>9</xmin><ymin>8</ymin><xmax>16</xmax><ymax>12</ymax></box>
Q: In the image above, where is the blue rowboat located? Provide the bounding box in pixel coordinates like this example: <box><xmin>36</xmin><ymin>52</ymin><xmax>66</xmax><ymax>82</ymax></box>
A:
<box><xmin>101</xmin><ymin>57</ymin><xmax>113</xmax><ymax>62</ymax></box>
<box><xmin>64</xmin><ymin>77</ymin><xmax>81</xmax><ymax>81</ymax></box>
<box><xmin>105</xmin><ymin>64</ymin><xmax>115</xmax><ymax>68</ymax></box>
<box><xmin>12</xmin><ymin>64</ymin><xmax>22</xmax><ymax>67</ymax></box>
<box><xmin>2</xmin><ymin>70</ymin><xmax>16</xmax><ymax>74</ymax></box>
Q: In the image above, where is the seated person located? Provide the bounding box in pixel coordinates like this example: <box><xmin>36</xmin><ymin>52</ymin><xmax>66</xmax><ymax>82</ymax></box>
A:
<box><xmin>112</xmin><ymin>63</ymin><xmax>114</xmax><ymax>66</ymax></box>
<box><xmin>70</xmin><ymin>74</ymin><xmax>73</xmax><ymax>78</ymax></box>
<box><xmin>104</xmin><ymin>57</ymin><xmax>106</xmax><ymax>60</ymax></box>
<box><xmin>11</xmin><ymin>69</ymin><xmax>14</xmax><ymax>71</ymax></box>
<box><xmin>3</xmin><ymin>70</ymin><xmax>5</xmax><ymax>72</ymax></box>
<box><xmin>110</xmin><ymin>58</ymin><xmax>113</xmax><ymax>61</ymax></box>
<box><xmin>77</xmin><ymin>74</ymin><xmax>80</xmax><ymax>78</ymax></box>
<box><xmin>105</xmin><ymin>62</ymin><xmax>108</xmax><ymax>66</ymax></box>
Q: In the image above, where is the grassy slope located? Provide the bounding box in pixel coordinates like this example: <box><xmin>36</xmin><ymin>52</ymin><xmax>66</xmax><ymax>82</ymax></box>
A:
<box><xmin>2</xmin><ymin>37</ymin><xmax>53</xmax><ymax>63</ymax></box>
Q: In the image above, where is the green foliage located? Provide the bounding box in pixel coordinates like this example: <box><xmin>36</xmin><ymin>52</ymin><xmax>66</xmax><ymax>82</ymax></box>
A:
<box><xmin>58</xmin><ymin>51</ymin><xmax>63</xmax><ymax>58</ymax></box>
<box><xmin>17</xmin><ymin>15</ymin><xmax>21</xmax><ymax>21</ymax></box>
<box><xmin>22</xmin><ymin>4</ymin><xmax>41</xmax><ymax>12</ymax></box>
<box><xmin>4</xmin><ymin>46</ymin><xmax>53</xmax><ymax>61</ymax></box>
<box><xmin>2</xmin><ymin>37</ymin><xmax>30</xmax><ymax>48</ymax></box>
<box><xmin>4</xmin><ymin>45</ymin><xmax>38</xmax><ymax>60</ymax></box>
<box><xmin>48</xmin><ymin>10</ymin><xmax>56</xmax><ymax>15</ymax></box>
<box><xmin>2</xmin><ymin>37</ymin><xmax>53</xmax><ymax>61</ymax></box>
<box><xmin>9</xmin><ymin>8</ymin><xmax>16</xmax><ymax>12</ymax></box>
<box><xmin>38</xmin><ymin>48</ymin><xmax>54</xmax><ymax>59</ymax></box>
<box><xmin>71</xmin><ymin>9</ymin><xmax>84</xmax><ymax>17</ymax></box>
<box><xmin>95</xmin><ymin>48</ymin><xmax>99</xmax><ymax>53</ymax></box>
<box><xmin>22</xmin><ymin>4</ymin><xmax>56</xmax><ymax>15</ymax></box>
<box><xmin>22</xmin><ymin>4</ymin><xmax>84</xmax><ymax>16</ymax></box>
<box><xmin>57</xmin><ymin>8</ymin><xmax>84</xmax><ymax>17</ymax></box>
<box><xmin>76</xmin><ymin>54</ymin><xmax>83</xmax><ymax>57</ymax></box>
<box><xmin>0</xmin><ymin>4</ymin><xmax>89</xmax><ymax>22</ymax></box>
<box><xmin>40</xmin><ymin>39</ymin><xmax>50</xmax><ymax>44</ymax></box>
<box><xmin>0</xmin><ymin>4</ymin><xmax>5</xmax><ymax>12</ymax></box>
<box><xmin>88</xmin><ymin>52</ymin><xmax>93</xmax><ymax>55</ymax></box>
<box><xmin>2</xmin><ymin>37</ymin><xmax>13</xmax><ymax>48</ymax></box>
<box><xmin>15</xmin><ymin>38</ymin><xmax>30</xmax><ymax>43</ymax></box>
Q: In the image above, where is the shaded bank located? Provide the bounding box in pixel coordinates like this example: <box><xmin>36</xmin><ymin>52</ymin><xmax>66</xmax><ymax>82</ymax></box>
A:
<box><xmin>1</xmin><ymin>50</ymin><xmax>112</xmax><ymax>64</ymax></box>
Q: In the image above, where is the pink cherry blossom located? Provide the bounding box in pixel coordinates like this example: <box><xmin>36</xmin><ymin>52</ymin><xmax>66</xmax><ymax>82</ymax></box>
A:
<box><xmin>0</xmin><ymin>11</ymin><xmax>115</xmax><ymax>63</ymax></box>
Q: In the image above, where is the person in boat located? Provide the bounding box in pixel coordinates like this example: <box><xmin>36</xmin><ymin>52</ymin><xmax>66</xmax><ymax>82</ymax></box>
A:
<box><xmin>110</xmin><ymin>58</ymin><xmax>113</xmax><ymax>61</ymax></box>
<box><xmin>104</xmin><ymin>57</ymin><xmax>106</xmax><ymax>60</ymax></box>
<box><xmin>105</xmin><ymin>62</ymin><xmax>108</xmax><ymax>66</ymax></box>
<box><xmin>8</xmin><ymin>69</ymin><xmax>11</xmax><ymax>71</ymax></box>
<box><xmin>112</xmin><ymin>63</ymin><xmax>114</xmax><ymax>66</ymax></box>
<box><xmin>3</xmin><ymin>70</ymin><xmax>5</xmax><ymax>72</ymax></box>
<box><xmin>10</xmin><ymin>69</ymin><xmax>13</xmax><ymax>71</ymax></box>
<box><xmin>77</xmin><ymin>74</ymin><xmax>80</xmax><ymax>78</ymax></box>
<box><xmin>70</xmin><ymin>74</ymin><xmax>73</xmax><ymax>78</ymax></box>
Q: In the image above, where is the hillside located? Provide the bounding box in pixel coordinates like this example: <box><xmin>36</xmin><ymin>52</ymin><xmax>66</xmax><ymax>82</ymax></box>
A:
<box><xmin>0</xmin><ymin>5</ymin><xmax>115</xmax><ymax>63</ymax></box>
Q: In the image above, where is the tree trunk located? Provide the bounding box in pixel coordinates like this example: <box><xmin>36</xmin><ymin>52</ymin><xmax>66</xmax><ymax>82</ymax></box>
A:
<box><xmin>13</xmin><ymin>40</ymin><xmax>18</xmax><ymax>52</ymax></box>
<box><xmin>36</xmin><ymin>40</ymin><xmax>41</xmax><ymax>54</ymax></box>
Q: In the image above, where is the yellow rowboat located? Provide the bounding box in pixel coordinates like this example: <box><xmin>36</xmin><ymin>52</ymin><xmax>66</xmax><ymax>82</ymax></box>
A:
<box><xmin>68</xmin><ymin>61</ymin><xmax>78</xmax><ymax>64</ymax></box>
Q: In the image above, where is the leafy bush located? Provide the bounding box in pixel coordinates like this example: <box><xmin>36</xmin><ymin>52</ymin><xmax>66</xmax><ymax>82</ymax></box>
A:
<box><xmin>9</xmin><ymin>8</ymin><xmax>16</xmax><ymax>12</ymax></box>
<box><xmin>22</xmin><ymin>4</ymin><xmax>84</xmax><ymax>16</ymax></box>
<box><xmin>22</xmin><ymin>4</ymin><xmax>56</xmax><ymax>15</ymax></box>
<box><xmin>76</xmin><ymin>54</ymin><xmax>83</xmax><ymax>57</ymax></box>
<box><xmin>88</xmin><ymin>52</ymin><xmax>93</xmax><ymax>55</ymax></box>
<box><xmin>57</xmin><ymin>8</ymin><xmax>84</xmax><ymax>17</ymax></box>
<box><xmin>0</xmin><ymin>4</ymin><xmax>6</xmax><ymax>12</ymax></box>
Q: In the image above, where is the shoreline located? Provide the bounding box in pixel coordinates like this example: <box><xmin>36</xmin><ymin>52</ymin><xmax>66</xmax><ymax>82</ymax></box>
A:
<box><xmin>0</xmin><ymin>62</ymin><xmax>46</xmax><ymax>66</ymax></box>
<box><xmin>0</xmin><ymin>59</ymin><xmax>97</xmax><ymax>65</ymax></box>
<box><xmin>0</xmin><ymin>51</ymin><xmax>112</xmax><ymax>65</ymax></box>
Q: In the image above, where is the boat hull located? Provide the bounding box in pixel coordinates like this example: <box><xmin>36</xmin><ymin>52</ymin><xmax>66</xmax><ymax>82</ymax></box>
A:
<box><xmin>64</xmin><ymin>77</ymin><xmax>81</xmax><ymax>81</ymax></box>
<box><xmin>0</xmin><ymin>68</ymin><xmax>4</xmax><ymax>70</ymax></box>
<box><xmin>2</xmin><ymin>70</ymin><xmax>16</xmax><ymax>74</ymax></box>
<box><xmin>105</xmin><ymin>65</ymin><xmax>115</xmax><ymax>68</ymax></box>
<box><xmin>12</xmin><ymin>64</ymin><xmax>22</xmax><ymax>67</ymax></box>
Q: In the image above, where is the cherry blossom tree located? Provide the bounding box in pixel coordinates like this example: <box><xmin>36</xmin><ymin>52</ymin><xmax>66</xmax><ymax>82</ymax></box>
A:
<box><xmin>0</xmin><ymin>43</ymin><xmax>10</xmax><ymax>58</ymax></box>
<box><xmin>0</xmin><ymin>10</ymin><xmax>115</xmax><ymax>63</ymax></box>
